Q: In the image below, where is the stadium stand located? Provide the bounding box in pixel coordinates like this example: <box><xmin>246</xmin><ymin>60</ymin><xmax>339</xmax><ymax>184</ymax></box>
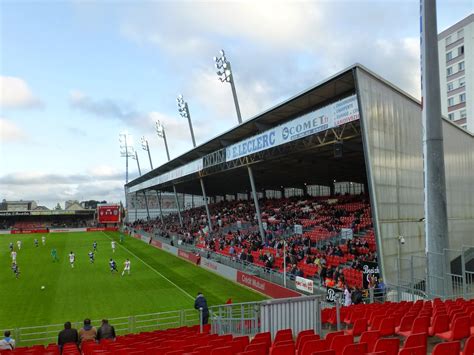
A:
<box><xmin>128</xmin><ymin>194</ymin><xmax>377</xmax><ymax>292</ymax></box>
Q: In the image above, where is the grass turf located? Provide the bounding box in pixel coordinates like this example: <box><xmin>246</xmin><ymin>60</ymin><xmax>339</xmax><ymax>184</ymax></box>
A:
<box><xmin>0</xmin><ymin>231</ymin><xmax>265</xmax><ymax>330</ymax></box>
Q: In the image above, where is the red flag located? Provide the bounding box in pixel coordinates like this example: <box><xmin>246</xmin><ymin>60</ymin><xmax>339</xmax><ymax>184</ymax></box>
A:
<box><xmin>226</xmin><ymin>298</ymin><xmax>232</xmax><ymax>304</ymax></box>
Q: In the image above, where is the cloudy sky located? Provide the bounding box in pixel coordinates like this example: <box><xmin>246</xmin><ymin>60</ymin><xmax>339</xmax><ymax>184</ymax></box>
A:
<box><xmin>0</xmin><ymin>0</ymin><xmax>472</xmax><ymax>208</ymax></box>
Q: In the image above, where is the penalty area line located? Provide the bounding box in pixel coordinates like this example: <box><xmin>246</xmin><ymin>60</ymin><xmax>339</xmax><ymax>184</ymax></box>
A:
<box><xmin>101</xmin><ymin>232</ymin><xmax>194</xmax><ymax>301</ymax></box>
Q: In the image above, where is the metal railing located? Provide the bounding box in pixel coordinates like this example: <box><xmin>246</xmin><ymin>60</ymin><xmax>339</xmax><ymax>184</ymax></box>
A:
<box><xmin>3</xmin><ymin>309</ymin><xmax>199</xmax><ymax>346</ymax></box>
<box><xmin>209</xmin><ymin>296</ymin><xmax>322</xmax><ymax>338</ymax></box>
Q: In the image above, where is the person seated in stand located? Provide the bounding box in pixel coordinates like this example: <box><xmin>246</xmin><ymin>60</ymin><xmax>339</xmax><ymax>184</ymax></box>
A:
<box><xmin>58</xmin><ymin>322</ymin><xmax>79</xmax><ymax>351</ymax></box>
<box><xmin>78</xmin><ymin>319</ymin><xmax>97</xmax><ymax>344</ymax></box>
<box><xmin>96</xmin><ymin>320</ymin><xmax>116</xmax><ymax>342</ymax></box>
<box><xmin>0</xmin><ymin>331</ymin><xmax>15</xmax><ymax>350</ymax></box>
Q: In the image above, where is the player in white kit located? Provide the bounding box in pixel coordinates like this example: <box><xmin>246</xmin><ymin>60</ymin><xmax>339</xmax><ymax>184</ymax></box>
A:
<box><xmin>42</xmin><ymin>236</ymin><xmax>46</xmax><ymax>245</ymax></box>
<box><xmin>17</xmin><ymin>240</ymin><xmax>22</xmax><ymax>250</ymax></box>
<box><xmin>69</xmin><ymin>251</ymin><xmax>75</xmax><ymax>268</ymax></box>
<box><xmin>121</xmin><ymin>259</ymin><xmax>131</xmax><ymax>276</ymax></box>
<box><xmin>11</xmin><ymin>251</ymin><xmax>17</xmax><ymax>263</ymax></box>
<box><xmin>111</xmin><ymin>241</ymin><xmax>116</xmax><ymax>253</ymax></box>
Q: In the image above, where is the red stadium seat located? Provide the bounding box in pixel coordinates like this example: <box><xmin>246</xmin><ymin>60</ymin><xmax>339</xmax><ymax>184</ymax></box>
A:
<box><xmin>436</xmin><ymin>316</ymin><xmax>471</xmax><ymax>341</ymax></box>
<box><xmin>274</xmin><ymin>329</ymin><xmax>293</xmax><ymax>343</ymax></box>
<box><xmin>245</xmin><ymin>342</ymin><xmax>267</xmax><ymax>355</ymax></box>
<box><xmin>210</xmin><ymin>346</ymin><xmax>233</xmax><ymax>355</ymax></box>
<box><xmin>398</xmin><ymin>347</ymin><xmax>425</xmax><ymax>355</ymax></box>
<box><xmin>373</xmin><ymin>338</ymin><xmax>399</xmax><ymax>355</ymax></box>
<box><xmin>300</xmin><ymin>340</ymin><xmax>328</xmax><ymax>355</ymax></box>
<box><xmin>341</xmin><ymin>343</ymin><xmax>367</xmax><ymax>355</ymax></box>
<box><xmin>269</xmin><ymin>343</ymin><xmax>295</xmax><ymax>355</ymax></box>
<box><xmin>295</xmin><ymin>330</ymin><xmax>317</xmax><ymax>350</ymax></box>
<box><xmin>310</xmin><ymin>351</ymin><xmax>335</xmax><ymax>355</ymax></box>
<box><xmin>462</xmin><ymin>336</ymin><xmax>474</xmax><ymax>355</ymax></box>
<box><xmin>397</xmin><ymin>317</ymin><xmax>430</xmax><ymax>338</ymax></box>
<box><xmin>429</xmin><ymin>313</ymin><xmax>449</xmax><ymax>336</ymax></box>
<box><xmin>329</xmin><ymin>335</ymin><xmax>353</xmax><ymax>355</ymax></box>
<box><xmin>325</xmin><ymin>331</ymin><xmax>344</xmax><ymax>345</ymax></box>
<box><xmin>359</xmin><ymin>331</ymin><xmax>380</xmax><ymax>353</ymax></box>
<box><xmin>345</xmin><ymin>318</ymin><xmax>367</xmax><ymax>336</ymax></box>
<box><xmin>432</xmin><ymin>341</ymin><xmax>461</xmax><ymax>355</ymax></box>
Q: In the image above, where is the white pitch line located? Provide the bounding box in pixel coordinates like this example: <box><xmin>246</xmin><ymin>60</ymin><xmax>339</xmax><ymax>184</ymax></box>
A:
<box><xmin>101</xmin><ymin>232</ymin><xmax>194</xmax><ymax>300</ymax></box>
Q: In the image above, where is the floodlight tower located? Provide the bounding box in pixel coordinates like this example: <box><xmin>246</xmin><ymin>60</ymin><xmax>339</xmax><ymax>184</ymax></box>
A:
<box><xmin>119</xmin><ymin>132</ymin><xmax>134</xmax><ymax>223</ymax></box>
<box><xmin>155</xmin><ymin>120</ymin><xmax>183</xmax><ymax>227</ymax></box>
<box><xmin>213</xmin><ymin>49</ymin><xmax>265</xmax><ymax>240</ymax></box>
<box><xmin>141</xmin><ymin>136</ymin><xmax>154</xmax><ymax>170</ymax></box>
<box><xmin>130</xmin><ymin>150</ymin><xmax>150</xmax><ymax>221</ymax></box>
<box><xmin>214</xmin><ymin>49</ymin><xmax>242</xmax><ymax>124</ymax></box>
<box><xmin>141</xmin><ymin>136</ymin><xmax>164</xmax><ymax>224</ymax></box>
<box><xmin>177</xmin><ymin>94</ymin><xmax>212</xmax><ymax>232</ymax></box>
<box><xmin>119</xmin><ymin>133</ymin><xmax>134</xmax><ymax>183</ymax></box>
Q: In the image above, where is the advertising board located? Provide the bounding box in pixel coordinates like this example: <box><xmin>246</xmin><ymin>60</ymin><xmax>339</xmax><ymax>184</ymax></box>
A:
<box><xmin>97</xmin><ymin>205</ymin><xmax>121</xmax><ymax>224</ymax></box>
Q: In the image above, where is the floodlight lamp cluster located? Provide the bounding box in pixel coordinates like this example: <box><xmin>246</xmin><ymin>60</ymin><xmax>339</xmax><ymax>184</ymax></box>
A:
<box><xmin>155</xmin><ymin>120</ymin><xmax>165</xmax><ymax>138</ymax></box>
<box><xmin>176</xmin><ymin>94</ymin><xmax>189</xmax><ymax>119</ymax></box>
<box><xmin>119</xmin><ymin>133</ymin><xmax>134</xmax><ymax>157</ymax></box>
<box><xmin>214</xmin><ymin>49</ymin><xmax>232</xmax><ymax>83</ymax></box>
<box><xmin>141</xmin><ymin>136</ymin><xmax>148</xmax><ymax>151</ymax></box>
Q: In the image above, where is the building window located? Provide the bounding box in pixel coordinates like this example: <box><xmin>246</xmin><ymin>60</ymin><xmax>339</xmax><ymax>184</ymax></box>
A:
<box><xmin>448</xmin><ymin>113</ymin><xmax>454</xmax><ymax>121</ymax></box>
<box><xmin>448</xmin><ymin>97</ymin><xmax>454</xmax><ymax>106</ymax></box>
<box><xmin>460</xmin><ymin>109</ymin><xmax>466</xmax><ymax>119</ymax></box>
<box><xmin>458</xmin><ymin>61</ymin><xmax>465</xmax><ymax>71</ymax></box>
<box><xmin>446</xmin><ymin>36</ymin><xmax>452</xmax><ymax>45</ymax></box>
<box><xmin>447</xmin><ymin>66</ymin><xmax>453</xmax><ymax>76</ymax></box>
<box><xmin>459</xmin><ymin>77</ymin><xmax>465</xmax><ymax>87</ymax></box>
<box><xmin>460</xmin><ymin>93</ymin><xmax>466</xmax><ymax>103</ymax></box>
<box><xmin>458</xmin><ymin>45</ymin><xmax>464</xmax><ymax>56</ymax></box>
<box><xmin>446</xmin><ymin>51</ymin><xmax>453</xmax><ymax>61</ymax></box>
<box><xmin>447</xmin><ymin>82</ymin><xmax>454</xmax><ymax>91</ymax></box>
<box><xmin>457</xmin><ymin>29</ymin><xmax>464</xmax><ymax>40</ymax></box>
<box><xmin>461</xmin><ymin>124</ymin><xmax>467</xmax><ymax>130</ymax></box>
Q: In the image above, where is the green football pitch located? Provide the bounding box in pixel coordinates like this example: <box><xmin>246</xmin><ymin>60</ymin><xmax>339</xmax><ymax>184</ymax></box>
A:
<box><xmin>0</xmin><ymin>231</ymin><xmax>265</xmax><ymax>330</ymax></box>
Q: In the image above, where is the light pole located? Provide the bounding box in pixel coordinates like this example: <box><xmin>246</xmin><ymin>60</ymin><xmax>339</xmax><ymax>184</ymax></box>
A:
<box><xmin>141</xmin><ymin>136</ymin><xmax>154</xmax><ymax>170</ymax></box>
<box><xmin>421</xmin><ymin>0</ymin><xmax>449</xmax><ymax>298</ymax></box>
<box><xmin>177</xmin><ymin>94</ymin><xmax>213</xmax><ymax>233</ymax></box>
<box><xmin>130</xmin><ymin>150</ymin><xmax>150</xmax><ymax>221</ymax></box>
<box><xmin>214</xmin><ymin>49</ymin><xmax>242</xmax><ymax>124</ymax></box>
<box><xmin>177</xmin><ymin>95</ymin><xmax>196</xmax><ymax>147</ymax></box>
<box><xmin>213</xmin><ymin>49</ymin><xmax>265</xmax><ymax>241</ymax></box>
<box><xmin>155</xmin><ymin>120</ymin><xmax>183</xmax><ymax>227</ymax></box>
<box><xmin>141</xmin><ymin>136</ymin><xmax>164</xmax><ymax>224</ymax></box>
<box><xmin>119</xmin><ymin>133</ymin><xmax>134</xmax><ymax>223</ymax></box>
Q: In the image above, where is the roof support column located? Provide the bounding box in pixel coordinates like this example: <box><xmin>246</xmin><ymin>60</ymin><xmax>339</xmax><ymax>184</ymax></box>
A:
<box><xmin>135</xmin><ymin>192</ymin><xmax>138</xmax><ymax>222</ymax></box>
<box><xmin>173</xmin><ymin>185</ymin><xmax>183</xmax><ymax>227</ymax></box>
<box><xmin>143</xmin><ymin>191</ymin><xmax>150</xmax><ymax>221</ymax></box>
<box><xmin>200</xmin><ymin>178</ymin><xmax>213</xmax><ymax>233</ymax></box>
<box><xmin>156</xmin><ymin>190</ymin><xmax>164</xmax><ymax>225</ymax></box>
<box><xmin>247</xmin><ymin>166</ymin><xmax>265</xmax><ymax>240</ymax></box>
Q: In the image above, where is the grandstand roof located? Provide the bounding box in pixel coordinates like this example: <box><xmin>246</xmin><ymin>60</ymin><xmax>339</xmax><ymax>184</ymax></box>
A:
<box><xmin>126</xmin><ymin>64</ymin><xmax>419</xmax><ymax>195</ymax></box>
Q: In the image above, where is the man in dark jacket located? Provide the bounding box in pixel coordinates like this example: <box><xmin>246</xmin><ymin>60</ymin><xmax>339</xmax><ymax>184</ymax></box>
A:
<box><xmin>58</xmin><ymin>322</ymin><xmax>78</xmax><ymax>352</ymax></box>
<box><xmin>96</xmin><ymin>319</ymin><xmax>116</xmax><ymax>341</ymax></box>
<box><xmin>194</xmin><ymin>292</ymin><xmax>209</xmax><ymax>325</ymax></box>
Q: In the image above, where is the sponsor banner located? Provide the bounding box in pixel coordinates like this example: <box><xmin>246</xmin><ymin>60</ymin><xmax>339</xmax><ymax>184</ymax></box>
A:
<box><xmin>49</xmin><ymin>228</ymin><xmax>88</xmax><ymax>233</ymax></box>
<box><xmin>150</xmin><ymin>240</ymin><xmax>162</xmax><ymax>248</ymax></box>
<box><xmin>86</xmin><ymin>227</ymin><xmax>118</xmax><ymax>232</ymax></box>
<box><xmin>226</xmin><ymin>95</ymin><xmax>359</xmax><ymax>162</ymax></box>
<box><xmin>97</xmin><ymin>205</ymin><xmax>121</xmax><ymax>224</ymax></box>
<box><xmin>295</xmin><ymin>276</ymin><xmax>314</xmax><ymax>294</ymax></box>
<box><xmin>133</xmin><ymin>234</ymin><xmax>141</xmax><ymax>240</ymax></box>
<box><xmin>141</xmin><ymin>235</ymin><xmax>151</xmax><ymax>244</ymax></box>
<box><xmin>161</xmin><ymin>243</ymin><xmax>178</xmax><ymax>256</ymax></box>
<box><xmin>11</xmin><ymin>229</ymin><xmax>49</xmax><ymax>234</ymax></box>
<box><xmin>0</xmin><ymin>230</ymin><xmax>11</xmax><ymax>235</ymax></box>
<box><xmin>129</xmin><ymin>158</ymin><xmax>203</xmax><ymax>193</ymax></box>
<box><xmin>236</xmin><ymin>271</ymin><xmax>300</xmax><ymax>298</ymax></box>
<box><xmin>200</xmin><ymin>258</ymin><xmax>238</xmax><ymax>280</ymax></box>
<box><xmin>294</xmin><ymin>224</ymin><xmax>303</xmax><ymax>235</ymax></box>
<box><xmin>341</xmin><ymin>228</ymin><xmax>353</xmax><ymax>239</ymax></box>
<box><xmin>362</xmin><ymin>261</ymin><xmax>380</xmax><ymax>288</ymax></box>
<box><xmin>0</xmin><ymin>211</ymin><xmax>31</xmax><ymax>216</ymax></box>
<box><xmin>326</xmin><ymin>287</ymin><xmax>343</xmax><ymax>303</ymax></box>
<box><xmin>178</xmin><ymin>250</ymin><xmax>200</xmax><ymax>264</ymax></box>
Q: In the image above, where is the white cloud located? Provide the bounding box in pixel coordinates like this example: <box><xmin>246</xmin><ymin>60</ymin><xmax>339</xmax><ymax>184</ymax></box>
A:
<box><xmin>0</xmin><ymin>117</ymin><xmax>27</xmax><ymax>142</ymax></box>
<box><xmin>0</xmin><ymin>76</ymin><xmax>43</xmax><ymax>109</ymax></box>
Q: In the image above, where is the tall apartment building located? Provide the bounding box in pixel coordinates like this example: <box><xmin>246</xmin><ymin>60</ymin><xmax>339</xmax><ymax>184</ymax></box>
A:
<box><xmin>438</xmin><ymin>14</ymin><xmax>473</xmax><ymax>132</ymax></box>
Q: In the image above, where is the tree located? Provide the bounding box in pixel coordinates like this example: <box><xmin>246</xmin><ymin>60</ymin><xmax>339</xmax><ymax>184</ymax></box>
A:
<box><xmin>54</xmin><ymin>203</ymin><xmax>62</xmax><ymax>210</ymax></box>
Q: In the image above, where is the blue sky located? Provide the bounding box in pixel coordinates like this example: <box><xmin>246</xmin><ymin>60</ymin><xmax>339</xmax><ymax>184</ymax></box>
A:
<box><xmin>0</xmin><ymin>0</ymin><xmax>472</xmax><ymax>208</ymax></box>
